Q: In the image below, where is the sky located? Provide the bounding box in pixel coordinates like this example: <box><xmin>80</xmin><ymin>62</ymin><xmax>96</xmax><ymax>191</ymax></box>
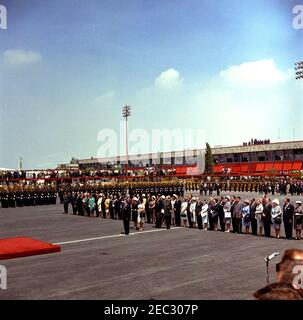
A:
<box><xmin>0</xmin><ymin>0</ymin><xmax>302</xmax><ymax>169</ymax></box>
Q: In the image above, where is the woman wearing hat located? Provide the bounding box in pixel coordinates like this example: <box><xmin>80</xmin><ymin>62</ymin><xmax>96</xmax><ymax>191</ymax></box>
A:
<box><xmin>271</xmin><ymin>199</ymin><xmax>282</xmax><ymax>239</ymax></box>
<box><xmin>223</xmin><ymin>196</ymin><xmax>232</xmax><ymax>233</ymax></box>
<box><xmin>201</xmin><ymin>200</ymin><xmax>209</xmax><ymax>230</ymax></box>
<box><xmin>149</xmin><ymin>195</ymin><xmax>156</xmax><ymax>224</ymax></box>
<box><xmin>255</xmin><ymin>199</ymin><xmax>264</xmax><ymax>236</ymax></box>
<box><xmin>294</xmin><ymin>201</ymin><xmax>303</xmax><ymax>240</ymax></box>
<box><xmin>190</xmin><ymin>198</ymin><xmax>197</xmax><ymax>228</ymax></box>
<box><xmin>137</xmin><ymin>199</ymin><xmax>145</xmax><ymax>231</ymax></box>
<box><xmin>242</xmin><ymin>200</ymin><xmax>251</xmax><ymax>234</ymax></box>
<box><xmin>180</xmin><ymin>197</ymin><xmax>188</xmax><ymax>227</ymax></box>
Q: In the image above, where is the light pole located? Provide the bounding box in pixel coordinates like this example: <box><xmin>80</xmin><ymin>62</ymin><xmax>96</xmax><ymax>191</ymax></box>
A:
<box><xmin>122</xmin><ymin>106</ymin><xmax>131</xmax><ymax>177</ymax></box>
<box><xmin>295</xmin><ymin>61</ymin><xmax>303</xmax><ymax>80</ymax></box>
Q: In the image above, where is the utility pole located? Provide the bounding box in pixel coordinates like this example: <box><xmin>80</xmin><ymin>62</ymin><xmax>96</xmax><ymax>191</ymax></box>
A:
<box><xmin>19</xmin><ymin>157</ymin><xmax>23</xmax><ymax>170</ymax></box>
<box><xmin>122</xmin><ymin>106</ymin><xmax>131</xmax><ymax>177</ymax></box>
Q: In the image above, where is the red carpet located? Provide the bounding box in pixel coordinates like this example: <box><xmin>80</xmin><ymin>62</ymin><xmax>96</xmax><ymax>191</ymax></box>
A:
<box><xmin>0</xmin><ymin>237</ymin><xmax>61</xmax><ymax>260</ymax></box>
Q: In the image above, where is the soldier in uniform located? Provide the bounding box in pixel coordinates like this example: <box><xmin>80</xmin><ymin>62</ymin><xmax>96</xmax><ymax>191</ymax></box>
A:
<box><xmin>16</xmin><ymin>188</ymin><xmax>23</xmax><ymax>207</ymax></box>
<box><xmin>1</xmin><ymin>188</ymin><xmax>9</xmax><ymax>208</ymax></box>
<box><xmin>8</xmin><ymin>190</ymin><xmax>16</xmax><ymax>207</ymax></box>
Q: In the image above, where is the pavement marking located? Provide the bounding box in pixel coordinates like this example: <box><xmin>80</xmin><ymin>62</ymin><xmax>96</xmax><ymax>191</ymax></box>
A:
<box><xmin>54</xmin><ymin>227</ymin><xmax>181</xmax><ymax>245</ymax></box>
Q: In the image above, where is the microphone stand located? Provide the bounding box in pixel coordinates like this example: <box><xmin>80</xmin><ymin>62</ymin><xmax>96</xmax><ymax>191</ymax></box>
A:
<box><xmin>265</xmin><ymin>253</ymin><xmax>279</xmax><ymax>284</ymax></box>
<box><xmin>266</xmin><ymin>258</ymin><xmax>270</xmax><ymax>284</ymax></box>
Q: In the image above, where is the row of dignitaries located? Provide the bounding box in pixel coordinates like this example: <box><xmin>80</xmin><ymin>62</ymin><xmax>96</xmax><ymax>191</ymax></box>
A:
<box><xmin>61</xmin><ymin>192</ymin><xmax>182</xmax><ymax>232</ymax></box>
<box><xmin>62</xmin><ymin>192</ymin><xmax>303</xmax><ymax>239</ymax></box>
<box><xmin>182</xmin><ymin>195</ymin><xmax>303</xmax><ymax>240</ymax></box>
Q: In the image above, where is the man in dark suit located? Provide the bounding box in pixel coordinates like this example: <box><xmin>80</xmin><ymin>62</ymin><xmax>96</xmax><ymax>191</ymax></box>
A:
<box><xmin>218</xmin><ymin>196</ymin><xmax>226</xmax><ymax>232</ymax></box>
<box><xmin>155</xmin><ymin>195</ymin><xmax>165</xmax><ymax>228</ymax></box>
<box><xmin>174</xmin><ymin>195</ymin><xmax>182</xmax><ymax>227</ymax></box>
<box><xmin>250</xmin><ymin>198</ymin><xmax>258</xmax><ymax>236</ymax></box>
<box><xmin>121</xmin><ymin>198</ymin><xmax>132</xmax><ymax>235</ymax></box>
<box><xmin>262</xmin><ymin>198</ymin><xmax>272</xmax><ymax>237</ymax></box>
<box><xmin>283</xmin><ymin>198</ymin><xmax>294</xmax><ymax>240</ymax></box>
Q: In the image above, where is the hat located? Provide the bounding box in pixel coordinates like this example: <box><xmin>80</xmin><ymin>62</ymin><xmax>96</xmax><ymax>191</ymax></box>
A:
<box><xmin>133</xmin><ymin>197</ymin><xmax>138</xmax><ymax>202</ymax></box>
<box><xmin>173</xmin><ymin>194</ymin><xmax>178</xmax><ymax>198</ymax></box>
<box><xmin>142</xmin><ymin>194</ymin><xmax>146</xmax><ymax>197</ymax></box>
<box><xmin>244</xmin><ymin>199</ymin><xmax>250</xmax><ymax>204</ymax></box>
<box><xmin>272</xmin><ymin>199</ymin><xmax>280</xmax><ymax>205</ymax></box>
<box><xmin>296</xmin><ymin>201</ymin><xmax>302</xmax><ymax>205</ymax></box>
<box><xmin>225</xmin><ymin>196</ymin><xmax>231</xmax><ymax>201</ymax></box>
<box><xmin>161</xmin><ymin>195</ymin><xmax>165</xmax><ymax>199</ymax></box>
<box><xmin>192</xmin><ymin>197</ymin><xmax>196</xmax><ymax>201</ymax></box>
<box><xmin>152</xmin><ymin>195</ymin><xmax>156</xmax><ymax>200</ymax></box>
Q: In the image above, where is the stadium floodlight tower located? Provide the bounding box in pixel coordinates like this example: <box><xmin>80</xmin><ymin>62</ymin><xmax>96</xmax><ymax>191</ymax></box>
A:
<box><xmin>295</xmin><ymin>61</ymin><xmax>303</xmax><ymax>80</ymax></box>
<box><xmin>122</xmin><ymin>105</ymin><xmax>131</xmax><ymax>177</ymax></box>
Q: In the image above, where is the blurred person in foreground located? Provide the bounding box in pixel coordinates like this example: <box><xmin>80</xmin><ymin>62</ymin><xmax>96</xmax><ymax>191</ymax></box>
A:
<box><xmin>254</xmin><ymin>249</ymin><xmax>303</xmax><ymax>300</ymax></box>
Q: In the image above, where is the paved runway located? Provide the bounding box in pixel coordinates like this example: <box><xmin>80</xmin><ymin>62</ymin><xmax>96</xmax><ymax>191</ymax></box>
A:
<box><xmin>0</xmin><ymin>193</ymin><xmax>302</xmax><ymax>300</ymax></box>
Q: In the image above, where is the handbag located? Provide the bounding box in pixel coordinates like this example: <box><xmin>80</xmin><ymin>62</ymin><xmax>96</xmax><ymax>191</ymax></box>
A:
<box><xmin>244</xmin><ymin>214</ymin><xmax>250</xmax><ymax>223</ymax></box>
<box><xmin>211</xmin><ymin>210</ymin><xmax>218</xmax><ymax>219</ymax></box>
<box><xmin>275</xmin><ymin>215</ymin><xmax>282</xmax><ymax>225</ymax></box>
<box><xmin>224</xmin><ymin>210</ymin><xmax>231</xmax><ymax>219</ymax></box>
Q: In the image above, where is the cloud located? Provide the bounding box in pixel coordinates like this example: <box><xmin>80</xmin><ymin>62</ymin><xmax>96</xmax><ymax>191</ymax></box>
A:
<box><xmin>93</xmin><ymin>91</ymin><xmax>116</xmax><ymax>106</ymax></box>
<box><xmin>219</xmin><ymin>59</ymin><xmax>292</xmax><ymax>87</ymax></box>
<box><xmin>3</xmin><ymin>49</ymin><xmax>42</xmax><ymax>67</ymax></box>
<box><xmin>154</xmin><ymin>68</ymin><xmax>183</xmax><ymax>90</ymax></box>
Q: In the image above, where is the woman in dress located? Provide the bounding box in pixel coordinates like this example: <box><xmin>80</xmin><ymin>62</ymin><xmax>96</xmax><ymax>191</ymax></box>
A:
<box><xmin>105</xmin><ymin>196</ymin><xmax>111</xmax><ymax>220</ymax></box>
<box><xmin>180</xmin><ymin>197</ymin><xmax>188</xmax><ymax>227</ymax></box>
<box><xmin>223</xmin><ymin>196</ymin><xmax>232</xmax><ymax>233</ymax></box>
<box><xmin>190</xmin><ymin>198</ymin><xmax>197</xmax><ymax>228</ymax></box>
<box><xmin>201</xmin><ymin>200</ymin><xmax>209</xmax><ymax>230</ymax></box>
<box><xmin>137</xmin><ymin>199</ymin><xmax>145</xmax><ymax>231</ymax></box>
<box><xmin>242</xmin><ymin>200</ymin><xmax>251</xmax><ymax>234</ymax></box>
<box><xmin>294</xmin><ymin>201</ymin><xmax>303</xmax><ymax>240</ymax></box>
<box><xmin>255</xmin><ymin>198</ymin><xmax>264</xmax><ymax>236</ymax></box>
<box><xmin>271</xmin><ymin>199</ymin><xmax>282</xmax><ymax>239</ymax></box>
<box><xmin>149</xmin><ymin>196</ymin><xmax>156</xmax><ymax>224</ymax></box>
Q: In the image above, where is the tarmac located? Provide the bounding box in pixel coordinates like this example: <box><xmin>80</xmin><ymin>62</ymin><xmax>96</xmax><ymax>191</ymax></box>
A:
<box><xmin>0</xmin><ymin>191</ymin><xmax>302</xmax><ymax>300</ymax></box>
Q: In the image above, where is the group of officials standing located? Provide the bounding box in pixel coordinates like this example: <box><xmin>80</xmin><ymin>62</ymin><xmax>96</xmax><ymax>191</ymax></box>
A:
<box><xmin>61</xmin><ymin>190</ymin><xmax>303</xmax><ymax>240</ymax></box>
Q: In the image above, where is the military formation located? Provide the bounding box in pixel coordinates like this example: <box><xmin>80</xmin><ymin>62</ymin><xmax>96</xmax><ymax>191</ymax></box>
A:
<box><xmin>1</xmin><ymin>177</ymin><xmax>303</xmax><ymax>208</ymax></box>
<box><xmin>0</xmin><ymin>185</ymin><xmax>57</xmax><ymax>208</ymax></box>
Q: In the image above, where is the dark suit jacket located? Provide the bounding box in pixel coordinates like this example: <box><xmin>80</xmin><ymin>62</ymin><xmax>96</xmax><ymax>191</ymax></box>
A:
<box><xmin>283</xmin><ymin>204</ymin><xmax>294</xmax><ymax>223</ymax></box>
<box><xmin>262</xmin><ymin>204</ymin><xmax>272</xmax><ymax>222</ymax></box>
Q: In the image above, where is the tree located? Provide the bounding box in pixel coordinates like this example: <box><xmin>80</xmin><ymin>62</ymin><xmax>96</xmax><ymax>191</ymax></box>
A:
<box><xmin>70</xmin><ymin>157</ymin><xmax>79</xmax><ymax>164</ymax></box>
<box><xmin>204</xmin><ymin>143</ymin><xmax>213</xmax><ymax>174</ymax></box>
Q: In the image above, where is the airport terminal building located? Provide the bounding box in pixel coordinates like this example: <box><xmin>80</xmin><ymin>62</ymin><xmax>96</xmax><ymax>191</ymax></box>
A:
<box><xmin>58</xmin><ymin>140</ymin><xmax>303</xmax><ymax>176</ymax></box>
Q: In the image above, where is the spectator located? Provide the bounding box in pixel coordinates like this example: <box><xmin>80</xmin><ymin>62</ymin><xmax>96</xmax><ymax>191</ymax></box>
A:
<box><xmin>294</xmin><ymin>201</ymin><xmax>303</xmax><ymax>240</ymax></box>
<box><xmin>255</xmin><ymin>199</ymin><xmax>264</xmax><ymax>236</ymax></box>
<box><xmin>271</xmin><ymin>199</ymin><xmax>282</xmax><ymax>239</ymax></box>
<box><xmin>283</xmin><ymin>198</ymin><xmax>294</xmax><ymax>240</ymax></box>
<box><xmin>223</xmin><ymin>196</ymin><xmax>232</xmax><ymax>233</ymax></box>
<box><xmin>242</xmin><ymin>200</ymin><xmax>251</xmax><ymax>234</ymax></box>
<box><xmin>201</xmin><ymin>200</ymin><xmax>209</xmax><ymax>230</ymax></box>
<box><xmin>180</xmin><ymin>197</ymin><xmax>188</xmax><ymax>228</ymax></box>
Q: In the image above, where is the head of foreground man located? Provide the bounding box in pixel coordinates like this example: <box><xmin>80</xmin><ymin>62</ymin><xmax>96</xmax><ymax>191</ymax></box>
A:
<box><xmin>254</xmin><ymin>249</ymin><xmax>303</xmax><ymax>300</ymax></box>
